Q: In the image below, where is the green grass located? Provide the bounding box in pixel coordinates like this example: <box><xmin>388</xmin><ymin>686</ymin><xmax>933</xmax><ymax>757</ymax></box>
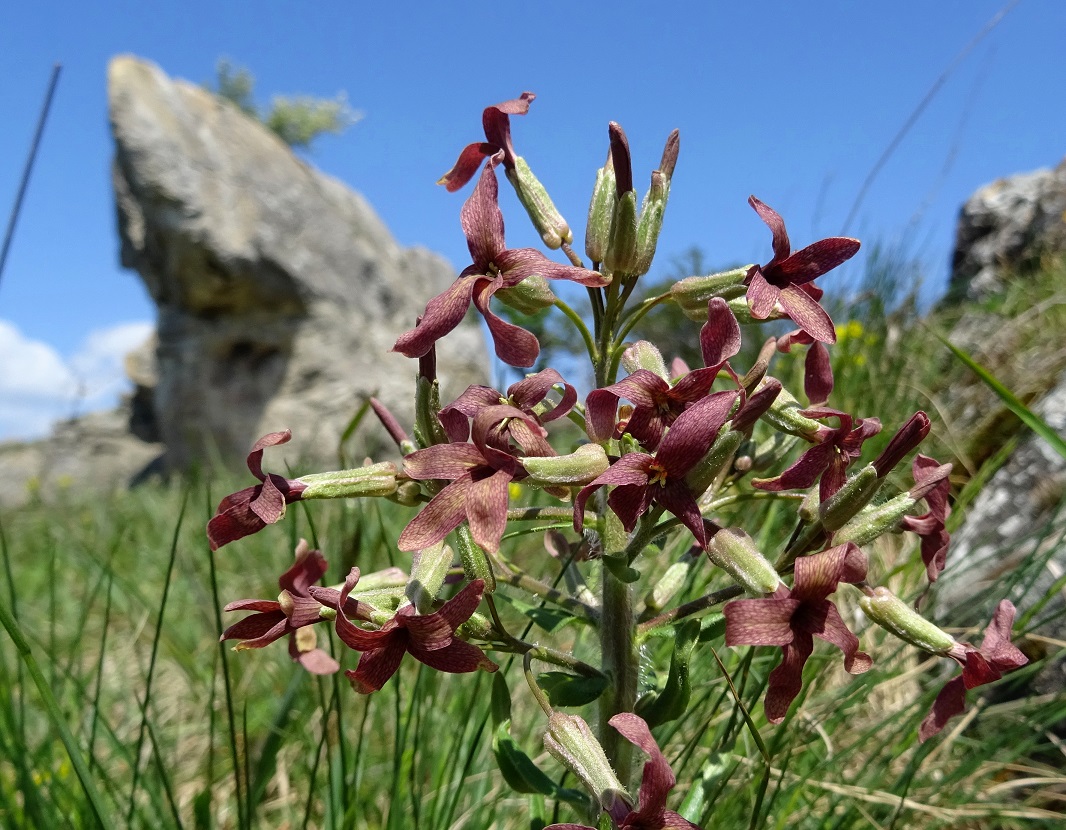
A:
<box><xmin>2</xmin><ymin>261</ymin><xmax>1066</xmax><ymax>828</ymax></box>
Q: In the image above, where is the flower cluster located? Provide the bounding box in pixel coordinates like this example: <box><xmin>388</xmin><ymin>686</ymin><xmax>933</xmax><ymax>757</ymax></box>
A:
<box><xmin>207</xmin><ymin>93</ymin><xmax>1029</xmax><ymax>827</ymax></box>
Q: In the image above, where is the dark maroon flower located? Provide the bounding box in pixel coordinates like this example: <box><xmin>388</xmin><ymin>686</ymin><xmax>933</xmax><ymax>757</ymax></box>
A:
<box><xmin>575</xmin><ymin>391</ymin><xmax>738</xmax><ymax>548</ymax></box>
<box><xmin>546</xmin><ymin>713</ymin><xmax>700</xmax><ymax>830</ymax></box>
<box><xmin>399</xmin><ymin>404</ymin><xmax>542</xmax><ymax>553</ymax></box>
<box><xmin>919</xmin><ymin>600</ymin><xmax>1027</xmax><ymax>741</ymax></box>
<box><xmin>439</xmin><ymin>367</ymin><xmax>576</xmax><ymax>450</ymax></box>
<box><xmin>394</xmin><ymin>160</ymin><xmax>607</xmax><ymax>368</ymax></box>
<box><xmin>745</xmin><ymin>196</ymin><xmax>860</xmax><ymax>343</ymax></box>
<box><xmin>207</xmin><ymin>431</ymin><xmax>307</xmax><ymax>551</ymax></box>
<box><xmin>900</xmin><ymin>453</ymin><xmax>953</xmax><ymax>583</ymax></box>
<box><xmin>586</xmin><ymin>300</ymin><xmax>740</xmax><ymax>449</ymax></box>
<box><xmin>752</xmin><ymin>407</ymin><xmax>882</xmax><ymax>503</ymax></box>
<box><xmin>311</xmin><ymin>569</ymin><xmax>498</xmax><ymax>694</ymax></box>
<box><xmin>438</xmin><ymin>92</ymin><xmax>535</xmax><ymax>191</ymax></box>
<box><xmin>220</xmin><ymin>540</ymin><xmax>346</xmax><ymax>675</ymax></box>
<box><xmin>724</xmin><ymin>543</ymin><xmax>872</xmax><ymax>723</ymax></box>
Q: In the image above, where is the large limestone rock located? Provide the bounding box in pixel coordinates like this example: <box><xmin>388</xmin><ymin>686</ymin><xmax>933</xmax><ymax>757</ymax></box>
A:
<box><xmin>109</xmin><ymin>55</ymin><xmax>487</xmax><ymax>470</ymax></box>
<box><xmin>947</xmin><ymin>157</ymin><xmax>1066</xmax><ymax>303</ymax></box>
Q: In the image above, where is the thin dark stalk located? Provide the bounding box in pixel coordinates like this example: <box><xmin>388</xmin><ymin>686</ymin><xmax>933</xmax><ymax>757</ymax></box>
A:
<box><xmin>125</xmin><ymin>488</ymin><xmax>188</xmax><ymax>826</ymax></box>
<box><xmin>206</xmin><ymin>485</ymin><xmax>247</xmax><ymax>830</ymax></box>
<box><xmin>841</xmin><ymin>1</ymin><xmax>1021</xmax><ymax>233</ymax></box>
<box><xmin>0</xmin><ymin>64</ymin><xmax>61</xmax><ymax>291</ymax></box>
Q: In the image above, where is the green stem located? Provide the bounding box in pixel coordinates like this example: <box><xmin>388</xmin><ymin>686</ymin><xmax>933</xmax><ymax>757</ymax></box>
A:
<box><xmin>615</xmin><ymin>292</ymin><xmax>672</xmax><ymax>343</ymax></box>
<box><xmin>599</xmin><ymin>568</ymin><xmax>637</xmax><ymax>786</ymax></box>
<box><xmin>552</xmin><ymin>296</ymin><xmax>598</xmax><ymax>365</ymax></box>
<box><xmin>489</xmin><ymin>556</ymin><xmax>599</xmax><ymax>622</ymax></box>
<box><xmin>636</xmin><ymin>584</ymin><xmax>744</xmax><ymax>638</ymax></box>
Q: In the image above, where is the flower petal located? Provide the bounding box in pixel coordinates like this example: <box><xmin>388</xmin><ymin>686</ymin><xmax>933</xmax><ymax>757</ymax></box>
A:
<box><xmin>465</xmin><ymin>469</ymin><xmax>511</xmax><ymax>553</ymax></box>
<box><xmin>410</xmin><ymin>638</ymin><xmax>498</xmax><ymax>675</ymax></box>
<box><xmin>919</xmin><ymin>675</ymin><xmax>967</xmax><ymax>741</ymax></box>
<box><xmin>764</xmin><ymin>635</ymin><xmax>814</xmax><ymax>722</ymax></box>
<box><xmin>347</xmin><ymin>645</ymin><xmax>407</xmax><ymax>694</ymax></box>
<box><xmin>777</xmin><ymin>237</ymin><xmax>860</xmax><ymax>286</ymax></box>
<box><xmin>700</xmin><ymin>298</ymin><xmax>742</xmax><ymax>371</ymax></box>
<box><xmin>397</xmin><ymin>476</ymin><xmax>472</xmax><ymax>551</ymax></box>
<box><xmin>779</xmin><ymin>285</ymin><xmax>837</xmax><ymax>344</ymax></box>
<box><xmin>749</xmin><ymin>196</ymin><xmax>791</xmax><ymax>262</ymax></box>
<box><xmin>393</xmin><ymin>276</ymin><xmax>478</xmax><ymax>359</ymax></box>
<box><xmin>461</xmin><ymin>162</ymin><xmax>506</xmax><ymax>267</ymax></box>
<box><xmin>724</xmin><ymin>597</ymin><xmax>800</xmax><ymax>646</ymax></box>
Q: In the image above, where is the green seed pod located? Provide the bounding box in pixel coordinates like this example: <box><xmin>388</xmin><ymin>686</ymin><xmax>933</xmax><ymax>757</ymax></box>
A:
<box><xmin>859</xmin><ymin>586</ymin><xmax>957</xmax><ymax>653</ymax></box>
<box><xmin>506</xmin><ymin>157</ymin><xmax>573</xmax><ymax>249</ymax></box>
<box><xmin>632</xmin><ymin>172</ymin><xmax>668</xmax><ymax>276</ymax></box>
<box><xmin>496</xmin><ymin>273</ymin><xmax>557</xmax><ymax>314</ymax></box>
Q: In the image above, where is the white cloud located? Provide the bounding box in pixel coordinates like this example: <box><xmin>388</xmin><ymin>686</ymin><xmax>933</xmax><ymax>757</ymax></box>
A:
<box><xmin>0</xmin><ymin>319</ymin><xmax>153</xmax><ymax>442</ymax></box>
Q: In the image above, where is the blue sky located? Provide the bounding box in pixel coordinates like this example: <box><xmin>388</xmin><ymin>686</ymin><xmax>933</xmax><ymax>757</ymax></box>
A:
<box><xmin>1</xmin><ymin>1</ymin><xmax>1063</xmax><ymax>440</ymax></box>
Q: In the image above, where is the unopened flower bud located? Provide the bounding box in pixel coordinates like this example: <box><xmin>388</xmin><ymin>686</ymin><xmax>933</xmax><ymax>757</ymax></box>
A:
<box><xmin>544</xmin><ymin>713</ymin><xmax>628</xmax><ymax>814</ymax></box>
<box><xmin>834</xmin><ymin>492</ymin><xmax>918</xmax><ymax>547</ymax></box>
<box><xmin>632</xmin><ymin>172</ymin><xmax>667</xmax><ymax>277</ymax></box>
<box><xmin>297</xmin><ymin>462</ymin><xmax>398</xmax><ymax>500</ymax></box>
<box><xmin>370</xmin><ymin>398</ymin><xmax>416</xmax><ymax>455</ymax></box>
<box><xmin>585</xmin><ymin>152</ymin><xmax>616</xmax><ymax>263</ymax></box>
<box><xmin>620</xmin><ymin>340</ymin><xmax>668</xmax><ymax>380</ymax></box>
<box><xmin>506</xmin><ymin>157</ymin><xmax>572</xmax><ymax>249</ymax></box>
<box><xmin>873</xmin><ymin>411</ymin><xmax>931</xmax><ymax>478</ymax></box>
<box><xmin>707</xmin><ymin>528</ymin><xmax>782</xmax><ymax>595</ymax></box>
<box><xmin>603</xmin><ymin>189</ymin><xmax>639</xmax><ymax>275</ymax></box>
<box><xmin>389</xmin><ymin>480</ymin><xmax>423</xmax><ymax>507</ymax></box>
<box><xmin>819</xmin><ymin>465</ymin><xmax>881</xmax><ymax>532</ymax></box>
<box><xmin>670</xmin><ymin>268</ymin><xmax>750</xmax><ymax>321</ymax></box>
<box><xmin>859</xmin><ymin>586</ymin><xmax>956</xmax><ymax>653</ymax></box>
<box><xmin>523</xmin><ymin>444</ymin><xmax>610</xmax><ymax>487</ymax></box>
<box><xmin>496</xmin><ymin>274</ymin><xmax>557</xmax><ymax>314</ymax></box>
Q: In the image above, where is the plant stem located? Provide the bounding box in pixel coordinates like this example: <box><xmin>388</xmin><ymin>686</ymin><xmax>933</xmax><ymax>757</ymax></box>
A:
<box><xmin>636</xmin><ymin>584</ymin><xmax>744</xmax><ymax>638</ymax></box>
<box><xmin>599</xmin><ymin>568</ymin><xmax>636</xmax><ymax>785</ymax></box>
<box><xmin>554</xmin><ymin>296</ymin><xmax>599</xmax><ymax>366</ymax></box>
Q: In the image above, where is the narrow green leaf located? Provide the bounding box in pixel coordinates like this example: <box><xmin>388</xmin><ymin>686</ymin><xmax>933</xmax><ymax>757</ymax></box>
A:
<box><xmin>932</xmin><ymin>326</ymin><xmax>1066</xmax><ymax>459</ymax></box>
<box><xmin>537</xmin><ymin>671</ymin><xmax>610</xmax><ymax>707</ymax></box>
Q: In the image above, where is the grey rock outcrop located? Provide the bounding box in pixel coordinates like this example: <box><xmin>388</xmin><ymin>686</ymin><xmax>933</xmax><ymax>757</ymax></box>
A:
<box><xmin>109</xmin><ymin>55</ymin><xmax>487</xmax><ymax>471</ymax></box>
<box><xmin>947</xmin><ymin>157</ymin><xmax>1066</xmax><ymax>303</ymax></box>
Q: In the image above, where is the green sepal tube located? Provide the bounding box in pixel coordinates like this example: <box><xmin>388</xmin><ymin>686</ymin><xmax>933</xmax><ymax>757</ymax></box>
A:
<box><xmin>758</xmin><ymin>385</ymin><xmax>823</xmax><ymax>439</ymax></box>
<box><xmin>670</xmin><ymin>268</ymin><xmax>750</xmax><ymax>320</ymax></box>
<box><xmin>603</xmin><ymin>190</ymin><xmax>638</xmax><ymax>275</ymax></box>
<box><xmin>544</xmin><ymin>713</ymin><xmax>628</xmax><ymax>814</ymax></box>
<box><xmin>642</xmin><ymin>554</ymin><xmax>694</xmax><ymax>616</ymax></box>
<box><xmin>706</xmin><ymin>527</ymin><xmax>781</xmax><ymax>596</ymax></box>
<box><xmin>834</xmin><ymin>492</ymin><xmax>918</xmax><ymax>547</ymax></box>
<box><xmin>414</xmin><ymin>375</ymin><xmax>448</xmax><ymax>448</ymax></box>
<box><xmin>585</xmin><ymin>159</ymin><xmax>616</xmax><ymax>263</ymax></box>
<box><xmin>634</xmin><ymin>618</ymin><xmax>699</xmax><ymax>727</ymax></box>
<box><xmin>405</xmin><ymin>540</ymin><xmax>452</xmax><ymax>613</ymax></box>
<box><xmin>507</xmin><ymin>157</ymin><xmax>573</xmax><ymax>249</ymax></box>
<box><xmin>523</xmin><ymin>444</ymin><xmax>610</xmax><ymax>487</ymax></box>
<box><xmin>685</xmin><ymin>428</ymin><xmax>744</xmax><ymax>500</ymax></box>
<box><xmin>455</xmin><ymin>523</ymin><xmax>496</xmax><ymax>592</ymax></box>
<box><xmin>620</xmin><ymin>340</ymin><xmax>668</xmax><ymax>380</ymax></box>
<box><xmin>496</xmin><ymin>273</ymin><xmax>557</xmax><ymax>314</ymax></box>
<box><xmin>632</xmin><ymin>172</ymin><xmax>668</xmax><ymax>276</ymax></box>
<box><xmin>859</xmin><ymin>586</ymin><xmax>956</xmax><ymax>654</ymax></box>
<box><xmin>297</xmin><ymin>462</ymin><xmax>399</xmax><ymax>500</ymax></box>
<box><xmin>819</xmin><ymin>465</ymin><xmax>881</xmax><ymax>532</ymax></box>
